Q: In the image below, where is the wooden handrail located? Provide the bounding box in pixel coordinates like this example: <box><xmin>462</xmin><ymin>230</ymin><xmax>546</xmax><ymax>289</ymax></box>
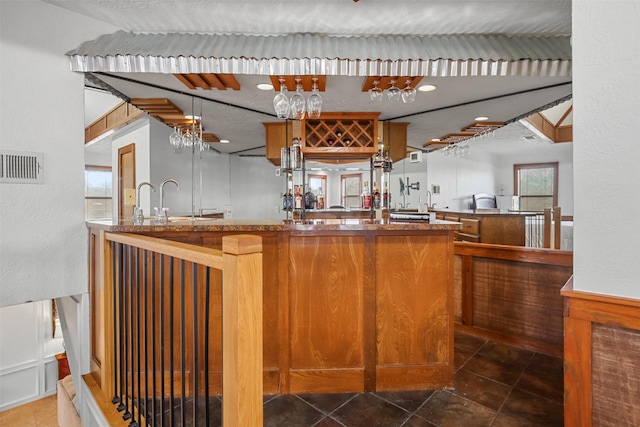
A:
<box><xmin>455</xmin><ymin>241</ymin><xmax>573</xmax><ymax>266</ymax></box>
<box><xmin>94</xmin><ymin>231</ymin><xmax>263</xmax><ymax>427</ymax></box>
<box><xmin>105</xmin><ymin>232</ymin><xmax>223</xmax><ymax>269</ymax></box>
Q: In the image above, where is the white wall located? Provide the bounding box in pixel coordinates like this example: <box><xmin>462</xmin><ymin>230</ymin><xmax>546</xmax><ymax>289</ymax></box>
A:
<box><xmin>573</xmin><ymin>1</ymin><xmax>640</xmax><ymax>299</ymax></box>
<box><xmin>0</xmin><ymin>0</ymin><xmax>116</xmax><ymax>307</ymax></box>
<box><xmin>496</xmin><ymin>142</ymin><xmax>574</xmax><ymax>214</ymax></box>
<box><xmin>149</xmin><ymin>120</ymin><xmax>231</xmax><ymax>217</ymax></box>
<box><xmin>0</xmin><ymin>301</ymin><xmax>64</xmax><ymax>410</ymax></box>
<box><xmin>230</xmin><ymin>156</ymin><xmax>285</xmax><ymax>219</ymax></box>
<box><xmin>0</xmin><ymin>0</ymin><xmax>120</xmax><ymax>410</ymax></box>
<box><xmin>409</xmin><ymin>144</ymin><xmax>497</xmax><ymax>211</ymax></box>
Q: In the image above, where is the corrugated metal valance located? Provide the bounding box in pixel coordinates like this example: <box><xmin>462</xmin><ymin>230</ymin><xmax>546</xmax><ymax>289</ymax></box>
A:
<box><xmin>67</xmin><ymin>31</ymin><xmax>572</xmax><ymax>77</ymax></box>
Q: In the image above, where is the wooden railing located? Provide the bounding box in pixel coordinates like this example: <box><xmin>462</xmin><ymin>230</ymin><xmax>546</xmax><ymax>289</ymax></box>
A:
<box><xmin>522</xmin><ymin>206</ymin><xmax>565</xmax><ymax>249</ymax></box>
<box><xmin>87</xmin><ymin>230</ymin><xmax>263</xmax><ymax>427</ymax></box>
<box><xmin>454</xmin><ymin>241</ymin><xmax>573</xmax><ymax>356</ymax></box>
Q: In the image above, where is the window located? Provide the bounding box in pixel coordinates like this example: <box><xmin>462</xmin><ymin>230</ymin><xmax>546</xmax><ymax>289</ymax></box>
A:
<box><xmin>307</xmin><ymin>174</ymin><xmax>327</xmax><ymax>201</ymax></box>
<box><xmin>85</xmin><ymin>165</ymin><xmax>112</xmax><ymax>220</ymax></box>
<box><xmin>341</xmin><ymin>174</ymin><xmax>361</xmax><ymax>209</ymax></box>
<box><xmin>514</xmin><ymin>162</ymin><xmax>558</xmax><ymax>211</ymax></box>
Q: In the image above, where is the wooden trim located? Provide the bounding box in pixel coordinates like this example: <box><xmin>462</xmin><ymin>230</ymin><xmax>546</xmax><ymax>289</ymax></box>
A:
<box><xmin>564</xmin><ymin>316</ymin><xmax>592</xmax><ymax>427</ymax></box>
<box><xmin>524</xmin><ymin>112</ymin><xmax>573</xmax><ymax>143</ymax></box>
<box><xmin>563</xmin><ymin>276</ymin><xmax>640</xmax><ymax>427</ymax></box>
<box><xmin>513</xmin><ymin>161</ymin><xmax>559</xmax><ymax>209</ymax></box>
<box><xmin>454</xmin><ymin>241</ymin><xmax>573</xmax><ymax>266</ymax></box>
<box><xmin>105</xmin><ymin>232</ymin><xmax>223</xmax><ymax>269</ymax></box>
<box><xmin>460</xmin><ymin>254</ymin><xmax>473</xmax><ymax>326</ymax></box>
<box><xmin>85</xmin><ymin>102</ymin><xmax>144</xmax><ymax>144</ymax></box>
<box><xmin>363</xmin><ymin>233</ymin><xmax>377</xmax><ymax>391</ymax></box>
<box><xmin>83</xmin><ymin>374</ymin><xmax>130</xmax><ymax>427</ymax></box>
<box><xmin>222</xmin><ymin>235</ymin><xmax>263</xmax><ymax>427</ymax></box>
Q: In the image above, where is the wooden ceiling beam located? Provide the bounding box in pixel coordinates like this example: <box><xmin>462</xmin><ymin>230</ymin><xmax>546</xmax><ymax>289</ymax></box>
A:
<box><xmin>362</xmin><ymin>76</ymin><xmax>423</xmax><ymax>91</ymax></box>
<box><xmin>174</xmin><ymin>73</ymin><xmax>242</xmax><ymax>90</ymax></box>
<box><xmin>270</xmin><ymin>75</ymin><xmax>326</xmax><ymax>92</ymax></box>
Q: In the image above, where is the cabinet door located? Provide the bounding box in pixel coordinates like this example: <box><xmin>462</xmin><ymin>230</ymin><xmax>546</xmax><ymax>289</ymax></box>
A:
<box><xmin>382</xmin><ymin>122</ymin><xmax>409</xmax><ymax>163</ymax></box>
<box><xmin>460</xmin><ymin>218</ymin><xmax>480</xmax><ymax>236</ymax></box>
<box><xmin>264</xmin><ymin>122</ymin><xmax>293</xmax><ymax>166</ymax></box>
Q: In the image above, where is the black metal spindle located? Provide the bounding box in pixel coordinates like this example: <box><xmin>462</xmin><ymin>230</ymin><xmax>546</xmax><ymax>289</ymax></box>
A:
<box><xmin>122</xmin><ymin>245</ymin><xmax>132</xmax><ymax>421</ymax></box>
<box><xmin>192</xmin><ymin>263</ymin><xmax>199</xmax><ymax>426</ymax></box>
<box><xmin>132</xmin><ymin>247</ymin><xmax>141</xmax><ymax>427</ymax></box>
<box><xmin>112</xmin><ymin>241</ymin><xmax>122</xmax><ymax>407</ymax></box>
<box><xmin>151</xmin><ymin>252</ymin><xmax>157</xmax><ymax>427</ymax></box>
<box><xmin>204</xmin><ymin>267</ymin><xmax>210</xmax><ymax>426</ymax></box>
<box><xmin>159</xmin><ymin>254</ymin><xmax>166</xmax><ymax>427</ymax></box>
<box><xmin>180</xmin><ymin>260</ymin><xmax>186</xmax><ymax>427</ymax></box>
<box><xmin>143</xmin><ymin>249</ymin><xmax>150</xmax><ymax>425</ymax></box>
<box><xmin>117</xmin><ymin>243</ymin><xmax>127</xmax><ymax>413</ymax></box>
<box><xmin>169</xmin><ymin>257</ymin><xmax>175</xmax><ymax>427</ymax></box>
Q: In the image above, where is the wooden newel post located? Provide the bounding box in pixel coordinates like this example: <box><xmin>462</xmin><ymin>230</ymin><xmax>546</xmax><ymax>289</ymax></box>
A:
<box><xmin>222</xmin><ymin>235</ymin><xmax>263</xmax><ymax>427</ymax></box>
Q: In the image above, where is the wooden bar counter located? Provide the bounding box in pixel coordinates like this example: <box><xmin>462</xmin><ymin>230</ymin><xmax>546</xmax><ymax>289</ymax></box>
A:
<box><xmin>88</xmin><ymin>217</ymin><xmax>460</xmax><ymax>395</ymax></box>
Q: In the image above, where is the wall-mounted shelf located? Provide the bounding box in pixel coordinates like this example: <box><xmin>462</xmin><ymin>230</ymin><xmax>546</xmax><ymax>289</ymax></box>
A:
<box><xmin>301</xmin><ymin>112</ymin><xmax>379</xmax><ymax>158</ymax></box>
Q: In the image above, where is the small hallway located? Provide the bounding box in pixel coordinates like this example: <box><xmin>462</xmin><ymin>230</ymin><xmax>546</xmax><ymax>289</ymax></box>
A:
<box><xmin>0</xmin><ymin>330</ymin><xmax>563</xmax><ymax>427</ymax></box>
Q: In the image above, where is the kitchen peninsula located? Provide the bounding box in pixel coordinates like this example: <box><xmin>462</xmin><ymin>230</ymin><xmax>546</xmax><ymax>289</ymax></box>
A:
<box><xmin>87</xmin><ymin>217</ymin><xmax>460</xmax><ymax>395</ymax></box>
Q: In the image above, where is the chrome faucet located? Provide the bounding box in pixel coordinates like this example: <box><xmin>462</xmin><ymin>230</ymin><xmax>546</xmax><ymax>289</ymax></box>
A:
<box><xmin>133</xmin><ymin>181</ymin><xmax>155</xmax><ymax>224</ymax></box>
<box><xmin>426</xmin><ymin>190</ymin><xmax>432</xmax><ymax>208</ymax></box>
<box><xmin>154</xmin><ymin>179</ymin><xmax>180</xmax><ymax>224</ymax></box>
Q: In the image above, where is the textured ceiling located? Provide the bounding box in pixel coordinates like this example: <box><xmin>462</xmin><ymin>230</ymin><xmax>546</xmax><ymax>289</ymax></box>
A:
<box><xmin>48</xmin><ymin>0</ymin><xmax>573</xmax><ymax>156</ymax></box>
<box><xmin>44</xmin><ymin>0</ymin><xmax>572</xmax><ymax>37</ymax></box>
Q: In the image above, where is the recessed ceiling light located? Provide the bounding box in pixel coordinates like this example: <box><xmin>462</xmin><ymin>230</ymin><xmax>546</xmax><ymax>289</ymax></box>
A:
<box><xmin>474</xmin><ymin>116</ymin><xmax>489</xmax><ymax>121</ymax></box>
<box><xmin>184</xmin><ymin>115</ymin><xmax>201</xmax><ymax>120</ymax></box>
<box><xmin>431</xmin><ymin>138</ymin><xmax>441</xmax><ymax>142</ymax></box>
<box><xmin>257</xmin><ymin>83</ymin><xmax>273</xmax><ymax>91</ymax></box>
<box><xmin>418</xmin><ymin>84</ymin><xmax>437</xmax><ymax>92</ymax></box>
<box><xmin>220</xmin><ymin>139</ymin><xmax>230</xmax><ymax>144</ymax></box>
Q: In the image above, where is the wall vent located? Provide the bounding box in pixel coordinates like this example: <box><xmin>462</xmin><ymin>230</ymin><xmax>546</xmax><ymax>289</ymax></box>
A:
<box><xmin>0</xmin><ymin>150</ymin><xmax>44</xmax><ymax>184</ymax></box>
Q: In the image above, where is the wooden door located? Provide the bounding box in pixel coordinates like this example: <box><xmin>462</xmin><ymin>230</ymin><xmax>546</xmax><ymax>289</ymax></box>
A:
<box><xmin>118</xmin><ymin>143</ymin><xmax>136</xmax><ymax>219</ymax></box>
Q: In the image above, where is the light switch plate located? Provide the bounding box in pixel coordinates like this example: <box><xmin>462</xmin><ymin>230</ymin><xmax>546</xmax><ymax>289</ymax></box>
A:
<box><xmin>124</xmin><ymin>188</ymin><xmax>136</xmax><ymax>205</ymax></box>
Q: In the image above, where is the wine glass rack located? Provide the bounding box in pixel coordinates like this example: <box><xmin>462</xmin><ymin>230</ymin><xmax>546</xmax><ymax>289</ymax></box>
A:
<box><xmin>301</xmin><ymin>112</ymin><xmax>379</xmax><ymax>157</ymax></box>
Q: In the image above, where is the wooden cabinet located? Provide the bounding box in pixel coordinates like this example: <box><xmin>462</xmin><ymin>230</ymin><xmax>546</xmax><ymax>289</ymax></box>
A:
<box><xmin>439</xmin><ymin>211</ymin><xmax>526</xmax><ymax>246</ymax></box>
<box><xmin>265</xmin><ymin>114</ymin><xmax>409</xmax><ymax>164</ymax></box>
<box><xmin>382</xmin><ymin>121</ymin><xmax>409</xmax><ymax>163</ymax></box>
<box><xmin>458</xmin><ymin>218</ymin><xmax>480</xmax><ymax>243</ymax></box>
<box><xmin>264</xmin><ymin>121</ymin><xmax>293</xmax><ymax>166</ymax></box>
<box><xmin>93</xmin><ymin>225</ymin><xmax>457</xmax><ymax>395</ymax></box>
<box><xmin>301</xmin><ymin>112</ymin><xmax>379</xmax><ymax>158</ymax></box>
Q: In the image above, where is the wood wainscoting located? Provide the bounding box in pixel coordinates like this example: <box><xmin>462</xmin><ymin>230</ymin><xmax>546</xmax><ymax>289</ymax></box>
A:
<box><xmin>454</xmin><ymin>242</ymin><xmax>573</xmax><ymax>357</ymax></box>
<box><xmin>562</xmin><ymin>278</ymin><xmax>640</xmax><ymax>427</ymax></box>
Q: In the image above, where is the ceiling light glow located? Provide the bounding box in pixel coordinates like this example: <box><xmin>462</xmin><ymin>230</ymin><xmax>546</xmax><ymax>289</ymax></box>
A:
<box><xmin>220</xmin><ymin>139</ymin><xmax>230</xmax><ymax>144</ymax></box>
<box><xmin>474</xmin><ymin>116</ymin><xmax>489</xmax><ymax>121</ymax></box>
<box><xmin>257</xmin><ymin>83</ymin><xmax>273</xmax><ymax>91</ymax></box>
<box><xmin>418</xmin><ymin>84</ymin><xmax>437</xmax><ymax>92</ymax></box>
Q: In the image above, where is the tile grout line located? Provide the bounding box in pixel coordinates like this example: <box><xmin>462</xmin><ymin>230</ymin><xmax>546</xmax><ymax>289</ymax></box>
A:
<box><xmin>486</xmin><ymin>351</ymin><xmax>535</xmax><ymax>426</ymax></box>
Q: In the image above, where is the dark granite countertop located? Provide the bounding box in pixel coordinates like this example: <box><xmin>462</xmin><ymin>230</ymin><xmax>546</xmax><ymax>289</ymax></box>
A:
<box><xmin>86</xmin><ymin>217</ymin><xmax>461</xmax><ymax>233</ymax></box>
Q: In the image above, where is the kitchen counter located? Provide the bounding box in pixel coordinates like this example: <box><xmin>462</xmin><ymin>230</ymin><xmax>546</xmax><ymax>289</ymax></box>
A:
<box><xmin>86</xmin><ymin>217</ymin><xmax>461</xmax><ymax>233</ymax></box>
<box><xmin>87</xmin><ymin>216</ymin><xmax>459</xmax><ymax>395</ymax></box>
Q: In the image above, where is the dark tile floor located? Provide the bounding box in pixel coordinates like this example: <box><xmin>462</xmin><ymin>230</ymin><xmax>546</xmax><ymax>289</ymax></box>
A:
<box><xmin>153</xmin><ymin>330</ymin><xmax>564</xmax><ymax>426</ymax></box>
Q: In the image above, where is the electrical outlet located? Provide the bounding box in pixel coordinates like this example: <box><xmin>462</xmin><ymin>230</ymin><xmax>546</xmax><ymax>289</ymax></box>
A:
<box><xmin>124</xmin><ymin>188</ymin><xmax>136</xmax><ymax>205</ymax></box>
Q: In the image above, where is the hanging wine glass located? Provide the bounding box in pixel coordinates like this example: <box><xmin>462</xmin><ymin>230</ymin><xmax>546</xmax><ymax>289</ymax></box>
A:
<box><xmin>182</xmin><ymin>127</ymin><xmax>193</xmax><ymax>148</ymax></box>
<box><xmin>307</xmin><ymin>77</ymin><xmax>323</xmax><ymax>119</ymax></box>
<box><xmin>386</xmin><ymin>79</ymin><xmax>401</xmax><ymax>101</ymax></box>
<box><xmin>401</xmin><ymin>79</ymin><xmax>417</xmax><ymax>103</ymax></box>
<box><xmin>273</xmin><ymin>77</ymin><xmax>291</xmax><ymax>119</ymax></box>
<box><xmin>369</xmin><ymin>80</ymin><xmax>383</xmax><ymax>102</ymax></box>
<box><xmin>290</xmin><ymin>77</ymin><xmax>306</xmax><ymax>120</ymax></box>
<box><xmin>169</xmin><ymin>126</ymin><xmax>184</xmax><ymax>153</ymax></box>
